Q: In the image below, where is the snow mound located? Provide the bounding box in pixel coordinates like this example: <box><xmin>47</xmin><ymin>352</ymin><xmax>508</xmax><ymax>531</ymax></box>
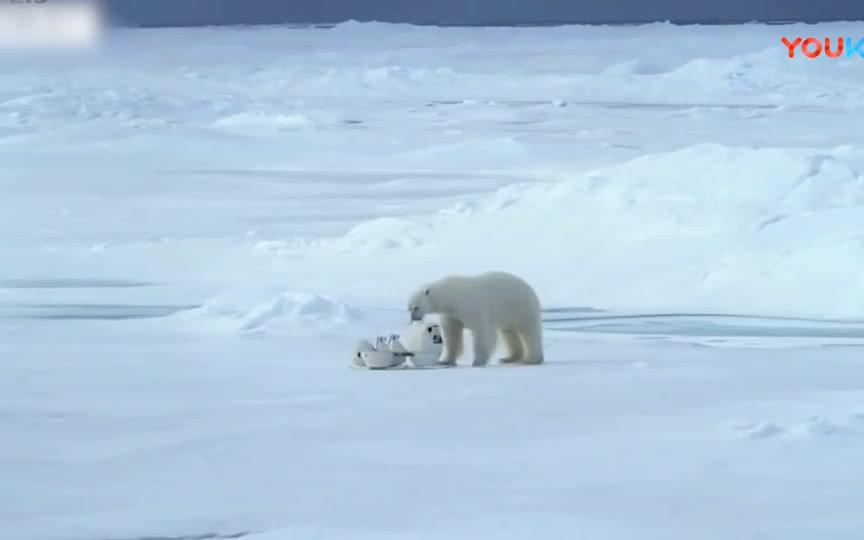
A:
<box><xmin>318</xmin><ymin>216</ymin><xmax>430</xmax><ymax>253</ymax></box>
<box><xmin>602</xmin><ymin>58</ymin><xmax>665</xmax><ymax>76</ymax></box>
<box><xmin>785</xmin><ymin>416</ymin><xmax>864</xmax><ymax>440</ymax></box>
<box><xmin>661</xmin><ymin>49</ymin><xmax>855</xmax><ymax>103</ymax></box>
<box><xmin>181</xmin><ymin>289</ymin><xmax>358</xmax><ymax>334</ymax></box>
<box><xmin>728</xmin><ymin>420</ymin><xmax>786</xmax><ymax>440</ymax></box>
<box><xmin>729</xmin><ymin>414</ymin><xmax>864</xmax><ymax>441</ymax></box>
<box><xmin>212</xmin><ymin>110</ymin><xmax>315</xmax><ymax>134</ymax></box>
<box><xmin>294</xmin><ymin>144</ymin><xmax>864</xmax><ymax>318</ymax></box>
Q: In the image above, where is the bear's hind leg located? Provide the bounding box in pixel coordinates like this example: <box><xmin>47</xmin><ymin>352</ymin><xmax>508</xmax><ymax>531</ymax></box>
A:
<box><xmin>499</xmin><ymin>329</ymin><xmax>525</xmax><ymax>364</ymax></box>
<box><xmin>519</xmin><ymin>319</ymin><xmax>544</xmax><ymax>365</ymax></box>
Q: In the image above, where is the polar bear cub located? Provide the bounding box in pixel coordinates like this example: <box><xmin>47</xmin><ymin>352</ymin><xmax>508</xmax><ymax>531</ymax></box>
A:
<box><xmin>408</xmin><ymin>272</ymin><xmax>543</xmax><ymax>367</ymax></box>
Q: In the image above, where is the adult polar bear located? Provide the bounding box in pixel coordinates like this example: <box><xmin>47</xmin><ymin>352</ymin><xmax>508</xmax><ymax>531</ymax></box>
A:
<box><xmin>408</xmin><ymin>272</ymin><xmax>544</xmax><ymax>367</ymax></box>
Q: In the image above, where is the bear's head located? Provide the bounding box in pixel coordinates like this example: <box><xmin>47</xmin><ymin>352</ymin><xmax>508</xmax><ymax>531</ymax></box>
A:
<box><xmin>407</xmin><ymin>284</ymin><xmax>437</xmax><ymax>321</ymax></box>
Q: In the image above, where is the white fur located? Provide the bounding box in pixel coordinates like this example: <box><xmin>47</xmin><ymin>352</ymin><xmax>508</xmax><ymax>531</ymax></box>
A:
<box><xmin>408</xmin><ymin>272</ymin><xmax>544</xmax><ymax>367</ymax></box>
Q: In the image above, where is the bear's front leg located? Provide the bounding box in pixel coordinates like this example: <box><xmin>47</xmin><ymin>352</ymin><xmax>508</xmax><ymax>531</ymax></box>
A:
<box><xmin>439</xmin><ymin>348</ymin><xmax>458</xmax><ymax>366</ymax></box>
<box><xmin>438</xmin><ymin>315</ymin><xmax>464</xmax><ymax>366</ymax></box>
<box><xmin>471</xmin><ymin>325</ymin><xmax>495</xmax><ymax>367</ymax></box>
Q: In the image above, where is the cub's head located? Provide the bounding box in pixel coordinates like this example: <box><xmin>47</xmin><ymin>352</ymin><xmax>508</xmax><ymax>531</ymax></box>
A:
<box><xmin>407</xmin><ymin>284</ymin><xmax>437</xmax><ymax>321</ymax></box>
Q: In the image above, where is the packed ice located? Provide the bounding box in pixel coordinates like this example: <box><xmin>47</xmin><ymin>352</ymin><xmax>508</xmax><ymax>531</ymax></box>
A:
<box><xmin>2</xmin><ymin>20</ymin><xmax>864</xmax><ymax>540</ymax></box>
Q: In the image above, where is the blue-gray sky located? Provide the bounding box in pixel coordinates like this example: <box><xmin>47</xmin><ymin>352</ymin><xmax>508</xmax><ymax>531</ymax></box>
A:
<box><xmin>106</xmin><ymin>0</ymin><xmax>864</xmax><ymax>27</ymax></box>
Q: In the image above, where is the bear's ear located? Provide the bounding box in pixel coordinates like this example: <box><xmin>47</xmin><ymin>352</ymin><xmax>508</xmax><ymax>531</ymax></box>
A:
<box><xmin>424</xmin><ymin>288</ymin><xmax>430</xmax><ymax>296</ymax></box>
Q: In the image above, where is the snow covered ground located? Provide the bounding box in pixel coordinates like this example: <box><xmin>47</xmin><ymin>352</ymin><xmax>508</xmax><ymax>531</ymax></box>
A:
<box><xmin>2</xmin><ymin>21</ymin><xmax>864</xmax><ymax>539</ymax></box>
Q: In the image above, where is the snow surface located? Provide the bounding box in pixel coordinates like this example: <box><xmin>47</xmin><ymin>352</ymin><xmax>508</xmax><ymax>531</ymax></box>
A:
<box><xmin>2</xmin><ymin>21</ymin><xmax>864</xmax><ymax>540</ymax></box>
